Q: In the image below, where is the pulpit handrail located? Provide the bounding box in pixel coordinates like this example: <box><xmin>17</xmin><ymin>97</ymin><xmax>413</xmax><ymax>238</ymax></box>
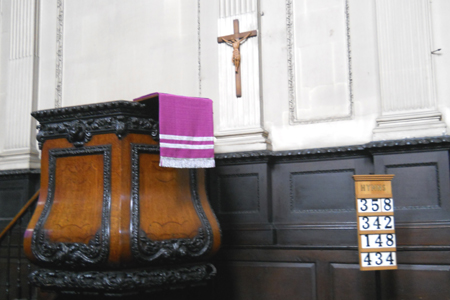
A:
<box><xmin>0</xmin><ymin>189</ymin><xmax>39</xmax><ymax>241</ymax></box>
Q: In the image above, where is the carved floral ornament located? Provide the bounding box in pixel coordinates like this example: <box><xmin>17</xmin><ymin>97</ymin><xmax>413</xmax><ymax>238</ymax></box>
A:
<box><xmin>130</xmin><ymin>145</ymin><xmax>214</xmax><ymax>263</ymax></box>
<box><xmin>31</xmin><ymin>146</ymin><xmax>112</xmax><ymax>269</ymax></box>
<box><xmin>30</xmin><ymin>145</ymin><xmax>216</xmax><ymax>269</ymax></box>
<box><xmin>33</xmin><ymin>101</ymin><xmax>159</xmax><ymax>148</ymax></box>
<box><xmin>29</xmin><ymin>264</ymin><xmax>216</xmax><ymax>295</ymax></box>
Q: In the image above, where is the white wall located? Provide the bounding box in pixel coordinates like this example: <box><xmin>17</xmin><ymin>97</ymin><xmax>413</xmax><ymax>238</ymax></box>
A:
<box><xmin>260</xmin><ymin>0</ymin><xmax>380</xmax><ymax>150</ymax></box>
<box><xmin>39</xmin><ymin>0</ymin><xmax>200</xmax><ymax>109</ymax></box>
<box><xmin>1</xmin><ymin>0</ymin><xmax>450</xmax><ymax>169</ymax></box>
<box><xmin>258</xmin><ymin>0</ymin><xmax>449</xmax><ymax>150</ymax></box>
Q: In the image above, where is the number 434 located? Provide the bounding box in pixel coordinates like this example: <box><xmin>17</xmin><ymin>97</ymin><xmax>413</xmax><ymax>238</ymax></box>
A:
<box><xmin>361</xmin><ymin>251</ymin><xmax>396</xmax><ymax>267</ymax></box>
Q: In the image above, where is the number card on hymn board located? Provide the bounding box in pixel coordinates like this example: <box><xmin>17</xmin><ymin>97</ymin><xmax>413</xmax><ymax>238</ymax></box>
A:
<box><xmin>353</xmin><ymin>175</ymin><xmax>397</xmax><ymax>271</ymax></box>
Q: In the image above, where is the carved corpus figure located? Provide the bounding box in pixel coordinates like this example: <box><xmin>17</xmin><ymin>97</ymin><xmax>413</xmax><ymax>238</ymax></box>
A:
<box><xmin>217</xmin><ymin>19</ymin><xmax>257</xmax><ymax>97</ymax></box>
<box><xmin>221</xmin><ymin>32</ymin><xmax>252</xmax><ymax>73</ymax></box>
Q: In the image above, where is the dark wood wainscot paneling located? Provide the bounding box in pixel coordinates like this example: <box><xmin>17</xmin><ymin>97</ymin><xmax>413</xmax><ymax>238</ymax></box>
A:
<box><xmin>330</xmin><ymin>264</ymin><xmax>377</xmax><ymax>300</ymax></box>
<box><xmin>208</xmin><ymin>162</ymin><xmax>272</xmax><ymax>245</ymax></box>
<box><xmin>380</xmin><ymin>264</ymin><xmax>450</xmax><ymax>299</ymax></box>
<box><xmin>214</xmin><ymin>261</ymin><xmax>316</xmax><ymax>300</ymax></box>
<box><xmin>374</xmin><ymin>151</ymin><xmax>450</xmax><ymax>246</ymax></box>
<box><xmin>331</xmin><ymin>261</ymin><xmax>450</xmax><ymax>299</ymax></box>
<box><xmin>272</xmin><ymin>157</ymin><xmax>373</xmax><ymax>246</ymax></box>
<box><xmin>207</xmin><ymin>137</ymin><xmax>450</xmax><ymax>300</ymax></box>
<box><xmin>0</xmin><ymin>170</ymin><xmax>40</xmax><ymax>229</ymax></box>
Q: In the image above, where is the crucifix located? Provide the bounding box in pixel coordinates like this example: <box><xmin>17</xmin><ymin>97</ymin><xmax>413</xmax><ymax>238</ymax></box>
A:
<box><xmin>217</xmin><ymin>19</ymin><xmax>257</xmax><ymax>98</ymax></box>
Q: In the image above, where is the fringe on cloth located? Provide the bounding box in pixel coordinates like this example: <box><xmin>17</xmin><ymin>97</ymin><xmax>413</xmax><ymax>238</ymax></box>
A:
<box><xmin>159</xmin><ymin>157</ymin><xmax>215</xmax><ymax>168</ymax></box>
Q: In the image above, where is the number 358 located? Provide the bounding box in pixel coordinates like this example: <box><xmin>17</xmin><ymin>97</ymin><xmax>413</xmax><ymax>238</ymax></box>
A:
<box><xmin>358</xmin><ymin>198</ymin><xmax>394</xmax><ymax>213</ymax></box>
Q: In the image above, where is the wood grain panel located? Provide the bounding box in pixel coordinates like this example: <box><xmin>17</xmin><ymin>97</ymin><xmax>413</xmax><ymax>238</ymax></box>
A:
<box><xmin>44</xmin><ymin>154</ymin><xmax>104</xmax><ymax>243</ymax></box>
<box><xmin>330</xmin><ymin>263</ymin><xmax>376</xmax><ymax>300</ymax></box>
<box><xmin>214</xmin><ymin>262</ymin><xmax>316</xmax><ymax>300</ymax></box>
<box><xmin>139</xmin><ymin>153</ymin><xmax>201</xmax><ymax>240</ymax></box>
<box><xmin>0</xmin><ymin>172</ymin><xmax>39</xmax><ymax>227</ymax></box>
<box><xmin>273</xmin><ymin>157</ymin><xmax>372</xmax><ymax>224</ymax></box>
<box><xmin>290</xmin><ymin>169</ymin><xmax>355</xmax><ymax>212</ymax></box>
<box><xmin>209</xmin><ymin>163</ymin><xmax>269</xmax><ymax>225</ymax></box>
<box><xmin>386</xmin><ymin>163</ymin><xmax>440</xmax><ymax>209</ymax></box>
<box><xmin>196</xmin><ymin>169</ymin><xmax>222</xmax><ymax>256</ymax></box>
<box><xmin>381</xmin><ymin>264</ymin><xmax>450</xmax><ymax>299</ymax></box>
<box><xmin>0</xmin><ymin>188</ymin><xmax>25</xmax><ymax>218</ymax></box>
<box><xmin>218</xmin><ymin>173</ymin><xmax>260</xmax><ymax>214</ymax></box>
<box><xmin>374</xmin><ymin>151</ymin><xmax>450</xmax><ymax>223</ymax></box>
<box><xmin>208</xmin><ymin>163</ymin><xmax>271</xmax><ymax>245</ymax></box>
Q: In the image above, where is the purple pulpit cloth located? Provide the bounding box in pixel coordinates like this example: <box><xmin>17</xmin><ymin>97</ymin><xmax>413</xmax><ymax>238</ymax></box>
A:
<box><xmin>134</xmin><ymin>92</ymin><xmax>215</xmax><ymax>168</ymax></box>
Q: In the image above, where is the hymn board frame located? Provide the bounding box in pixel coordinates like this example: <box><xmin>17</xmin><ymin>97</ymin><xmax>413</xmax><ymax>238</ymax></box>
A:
<box><xmin>353</xmin><ymin>175</ymin><xmax>397</xmax><ymax>271</ymax></box>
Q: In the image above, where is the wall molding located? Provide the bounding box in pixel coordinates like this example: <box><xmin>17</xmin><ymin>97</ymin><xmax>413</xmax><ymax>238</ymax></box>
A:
<box><xmin>55</xmin><ymin>0</ymin><xmax>64</xmax><ymax>108</ymax></box>
<box><xmin>215</xmin><ymin>136</ymin><xmax>450</xmax><ymax>164</ymax></box>
<box><xmin>0</xmin><ymin>168</ymin><xmax>40</xmax><ymax>178</ymax></box>
<box><xmin>286</xmin><ymin>0</ymin><xmax>353</xmax><ymax>124</ymax></box>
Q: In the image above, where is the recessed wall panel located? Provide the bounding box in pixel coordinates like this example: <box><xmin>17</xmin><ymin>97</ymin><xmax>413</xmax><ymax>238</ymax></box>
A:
<box><xmin>290</xmin><ymin>169</ymin><xmax>355</xmax><ymax>212</ymax></box>
<box><xmin>288</xmin><ymin>0</ymin><xmax>352</xmax><ymax>123</ymax></box>
<box><xmin>215</xmin><ymin>262</ymin><xmax>316</xmax><ymax>300</ymax></box>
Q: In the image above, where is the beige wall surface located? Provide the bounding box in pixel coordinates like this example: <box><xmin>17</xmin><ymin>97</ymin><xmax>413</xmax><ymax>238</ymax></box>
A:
<box><xmin>1</xmin><ymin>0</ymin><xmax>450</xmax><ymax>169</ymax></box>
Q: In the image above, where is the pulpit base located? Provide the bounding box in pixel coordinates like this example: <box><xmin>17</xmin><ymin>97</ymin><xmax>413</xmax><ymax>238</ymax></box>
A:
<box><xmin>29</xmin><ymin>263</ymin><xmax>216</xmax><ymax>296</ymax></box>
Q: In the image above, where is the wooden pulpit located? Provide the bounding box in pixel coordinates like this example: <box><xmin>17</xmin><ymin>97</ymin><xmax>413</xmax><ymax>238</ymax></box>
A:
<box><xmin>24</xmin><ymin>101</ymin><xmax>221</xmax><ymax>295</ymax></box>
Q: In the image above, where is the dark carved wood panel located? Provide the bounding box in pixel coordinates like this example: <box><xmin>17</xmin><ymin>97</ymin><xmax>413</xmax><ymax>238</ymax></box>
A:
<box><xmin>381</xmin><ymin>264</ymin><xmax>450</xmax><ymax>299</ymax></box>
<box><xmin>218</xmin><ymin>224</ymin><xmax>274</xmax><ymax>246</ymax></box>
<box><xmin>0</xmin><ymin>170</ymin><xmax>40</xmax><ymax>230</ymax></box>
<box><xmin>211</xmin><ymin>248</ymin><xmax>450</xmax><ymax>300</ymax></box>
<box><xmin>208</xmin><ymin>163</ymin><xmax>272</xmax><ymax>245</ymax></box>
<box><xmin>273</xmin><ymin>157</ymin><xmax>373</xmax><ymax>224</ymax></box>
<box><xmin>276</xmin><ymin>228</ymin><xmax>357</xmax><ymax>246</ymax></box>
<box><xmin>0</xmin><ymin>258</ymin><xmax>35</xmax><ymax>300</ymax></box>
<box><xmin>0</xmin><ymin>188</ymin><xmax>26</xmax><ymax>218</ymax></box>
<box><xmin>330</xmin><ymin>264</ymin><xmax>376</xmax><ymax>300</ymax></box>
<box><xmin>386</xmin><ymin>163</ymin><xmax>440</xmax><ymax>209</ymax></box>
<box><xmin>218</xmin><ymin>173</ymin><xmax>260</xmax><ymax>214</ymax></box>
<box><xmin>11</xmin><ymin>136</ymin><xmax>450</xmax><ymax>298</ymax></box>
<box><xmin>207</xmin><ymin>142</ymin><xmax>450</xmax><ymax>299</ymax></box>
<box><xmin>374</xmin><ymin>151</ymin><xmax>450</xmax><ymax>215</ymax></box>
<box><xmin>214</xmin><ymin>262</ymin><xmax>316</xmax><ymax>300</ymax></box>
<box><xmin>209</xmin><ymin>163</ymin><xmax>269</xmax><ymax>224</ymax></box>
<box><xmin>290</xmin><ymin>169</ymin><xmax>355</xmax><ymax>212</ymax></box>
<box><xmin>272</xmin><ymin>158</ymin><xmax>372</xmax><ymax>246</ymax></box>
<box><xmin>373</xmin><ymin>151</ymin><xmax>450</xmax><ymax>246</ymax></box>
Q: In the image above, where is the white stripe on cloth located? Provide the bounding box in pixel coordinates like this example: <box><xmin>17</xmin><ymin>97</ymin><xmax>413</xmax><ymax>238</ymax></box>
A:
<box><xmin>160</xmin><ymin>143</ymin><xmax>214</xmax><ymax>150</ymax></box>
<box><xmin>160</xmin><ymin>157</ymin><xmax>215</xmax><ymax>168</ymax></box>
<box><xmin>159</xmin><ymin>134</ymin><xmax>214</xmax><ymax>142</ymax></box>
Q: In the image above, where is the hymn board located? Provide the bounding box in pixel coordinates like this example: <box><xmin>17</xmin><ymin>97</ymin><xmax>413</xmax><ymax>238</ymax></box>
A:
<box><xmin>353</xmin><ymin>175</ymin><xmax>397</xmax><ymax>271</ymax></box>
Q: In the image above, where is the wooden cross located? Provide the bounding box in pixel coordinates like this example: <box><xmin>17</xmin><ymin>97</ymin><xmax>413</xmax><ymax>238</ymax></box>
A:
<box><xmin>217</xmin><ymin>19</ymin><xmax>257</xmax><ymax>98</ymax></box>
